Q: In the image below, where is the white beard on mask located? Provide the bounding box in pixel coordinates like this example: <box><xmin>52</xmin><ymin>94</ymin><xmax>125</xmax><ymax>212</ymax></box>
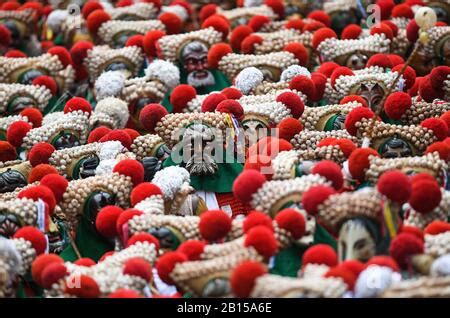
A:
<box><xmin>187</xmin><ymin>70</ymin><xmax>215</xmax><ymax>87</ymax></box>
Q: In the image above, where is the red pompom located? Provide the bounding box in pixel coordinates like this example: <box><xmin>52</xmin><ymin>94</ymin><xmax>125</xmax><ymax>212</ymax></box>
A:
<box><xmin>308</xmin><ymin>10</ymin><xmax>330</xmax><ymax>27</ymax></box>
<box><xmin>419</xmin><ymin>76</ymin><xmax>443</xmax><ymax>102</ymax></box>
<box><xmin>303</xmin><ymin>244</ymin><xmax>338</xmax><ymax>267</ymax></box>
<box><xmin>125</xmin><ymin>34</ymin><xmax>144</xmax><ymax>49</ymax></box>
<box><xmin>41</xmin><ymin>262</ymin><xmax>67</xmax><ymax>288</ymax></box>
<box><xmin>316</xmin><ymin>61</ymin><xmax>340</xmax><ymax>78</ymax></box>
<box><xmin>276</xmin><ymin>91</ymin><xmax>304</xmax><ymax>118</ymax></box>
<box><xmin>243</xmin><ymin>211</ymin><xmax>274</xmax><ymax>233</ymax></box>
<box><xmin>48</xmin><ymin>46</ymin><xmax>72</xmax><ymax>67</ymax></box>
<box><xmin>74</xmin><ymin>258</ymin><xmax>96</xmax><ymax>267</ymax></box>
<box><xmin>199</xmin><ymin>4</ymin><xmax>217</xmax><ymax>22</ymax></box>
<box><xmin>123</xmin><ymin>257</ymin><xmax>152</xmax><ymax>281</ymax></box>
<box><xmin>248</xmin><ymin>15</ymin><xmax>271</xmax><ymax>31</ymax></box>
<box><xmin>288</xmin><ymin>75</ymin><xmax>315</xmax><ymax>100</ymax></box>
<box><xmin>7</xmin><ymin>120</ymin><xmax>32</xmax><ymax>147</ymax></box>
<box><xmin>96</xmin><ymin>206</ymin><xmax>124</xmax><ymax>239</ymax></box>
<box><xmin>377</xmin><ymin>170</ymin><xmax>412</xmax><ymax>204</ymax></box>
<box><xmin>302</xmin><ymin>185</ymin><xmax>336</xmax><ymax>215</ymax></box>
<box><xmin>159</xmin><ymin>12</ymin><xmax>182</xmax><ymax>35</ymax></box>
<box><xmin>199</xmin><ymin>210</ymin><xmax>232</xmax><ymax>241</ymax></box>
<box><xmin>341</xmin><ymin>24</ymin><xmax>362</xmax><ymax>39</ymax></box>
<box><xmin>348</xmin><ymin>148</ymin><xmax>380</xmax><ymax>182</ymax></box>
<box><xmin>344</xmin><ymin>106</ymin><xmax>376</xmax><ymax>136</ymax></box>
<box><xmin>366</xmin><ymin>53</ymin><xmax>392</xmax><ymax>69</ymax></box>
<box><xmin>330</xmin><ymin>66</ymin><xmax>354</xmax><ymax>88</ymax></box>
<box><xmin>170</xmin><ymin>85</ymin><xmax>196</xmax><ymax>113</ymax></box>
<box><xmin>392</xmin><ymin>4</ymin><xmax>414</xmax><ymax>18</ymax></box>
<box><xmin>82</xmin><ymin>1</ymin><xmax>104</xmax><ymax>19</ymax></box>
<box><xmin>426</xmin><ymin>142</ymin><xmax>450</xmax><ymax>161</ymax></box>
<box><xmin>113</xmin><ymin>159</ymin><xmax>144</xmax><ymax>186</ymax></box>
<box><xmin>284</xmin><ymin>42</ymin><xmax>308</xmax><ymax>66</ymax></box>
<box><xmin>244</xmin><ymin>155</ymin><xmax>274</xmax><ymax>179</ymax></box>
<box><xmin>20</xmin><ymin>108</ymin><xmax>43</xmax><ymax>128</ymax></box>
<box><xmin>86</xmin><ymin>9</ymin><xmax>111</xmax><ymax>34</ymax></box>
<box><xmin>264</xmin><ymin>0</ymin><xmax>284</xmax><ymax>18</ymax></box>
<box><xmin>142</xmin><ymin>30</ymin><xmax>166</xmax><ymax>58</ymax></box>
<box><xmin>5</xmin><ymin>50</ymin><xmax>27</xmax><ymax>58</ymax></box>
<box><xmin>99</xmin><ymin>130</ymin><xmax>132</xmax><ymax>150</ymax></box>
<box><xmin>312</xmin><ymin>160</ymin><xmax>343</xmax><ymax>190</ymax></box>
<box><xmin>28</xmin><ymin>164</ymin><xmax>58</xmax><ymax>183</ymax></box>
<box><xmin>325</xmin><ymin>266</ymin><xmax>357</xmax><ymax>290</ymax></box>
<box><xmin>88</xmin><ymin>126</ymin><xmax>111</xmax><ymax>143</ymax></box>
<box><xmin>430</xmin><ymin>66</ymin><xmax>450</xmax><ymax>91</ymax></box>
<box><xmin>409</xmin><ymin>179</ymin><xmax>442</xmax><ymax>214</ymax></box>
<box><xmin>13</xmin><ymin>226</ymin><xmax>47</xmax><ymax>255</ymax></box>
<box><xmin>221</xmin><ymin>87</ymin><xmax>243</xmax><ymax>100</ymax></box>
<box><xmin>216</xmin><ymin>99</ymin><xmax>244</xmax><ymax>120</ymax></box>
<box><xmin>207</xmin><ymin>43</ymin><xmax>232</xmax><ymax>69</ymax></box>
<box><xmin>233</xmin><ymin>170</ymin><xmax>266</xmax><ymax>203</ymax></box>
<box><xmin>303</xmin><ymin>21</ymin><xmax>326</xmax><ymax>32</ymax></box>
<box><xmin>70</xmin><ymin>41</ymin><xmax>93</xmax><ymax>66</ymax></box>
<box><xmin>0</xmin><ymin>24</ymin><xmax>11</xmax><ymax>47</ymax></box>
<box><xmin>336</xmin><ymin>139</ymin><xmax>357</xmax><ymax>157</ymax></box>
<box><xmin>130</xmin><ymin>183</ymin><xmax>162</xmax><ymax>206</ymax></box>
<box><xmin>339</xmin><ymin>260</ymin><xmax>365</xmax><ymax>277</ymax></box>
<box><xmin>340</xmin><ymin>95</ymin><xmax>368</xmax><ymax>108</ymax></box>
<box><xmin>421</xmin><ymin>118</ymin><xmax>448</xmax><ymax>141</ymax></box>
<box><xmin>123</xmin><ymin>128</ymin><xmax>140</xmax><ymax>142</ymax></box>
<box><xmin>441</xmin><ymin>111</ymin><xmax>450</xmax><ymax>134</ymax></box>
<box><xmin>230</xmin><ymin>261</ymin><xmax>267</xmax><ymax>297</ymax></box>
<box><xmin>0</xmin><ymin>141</ymin><xmax>17</xmax><ymax>162</ymax></box>
<box><xmin>406</xmin><ymin>19</ymin><xmax>420</xmax><ymax>42</ymax></box>
<box><xmin>99</xmin><ymin>251</ymin><xmax>115</xmax><ymax>262</ymax></box>
<box><xmin>31</xmin><ymin>168</ymin><xmax>64</xmax><ymax>201</ymax></box>
<box><xmin>116</xmin><ymin>0</ymin><xmax>133</xmax><ymax>7</ymax></box>
<box><xmin>275</xmin><ymin>208</ymin><xmax>305</xmax><ymax>239</ymax></box>
<box><xmin>116</xmin><ymin>208</ymin><xmax>143</xmax><ymax>237</ymax></box>
<box><xmin>240</xmin><ymin>34</ymin><xmax>263</xmax><ymax>54</ymax></box>
<box><xmin>65</xmin><ymin>275</ymin><xmax>100</xmax><ymax>298</ymax></box>
<box><xmin>139</xmin><ymin>104</ymin><xmax>168</xmax><ymax>132</ymax></box>
<box><xmin>32</xmin><ymin>75</ymin><xmax>57</xmax><ymax>95</ymax></box>
<box><xmin>312</xmin><ymin>27</ymin><xmax>337</xmax><ymax>50</ymax></box>
<box><xmin>108</xmin><ymin>289</ymin><xmax>141</xmax><ymax>298</ymax></box>
<box><xmin>311</xmin><ymin>72</ymin><xmax>327</xmax><ymax>102</ymax></box>
<box><xmin>18</xmin><ymin>185</ymin><xmax>56</xmax><ymax>213</ymax></box>
<box><xmin>201</xmin><ymin>15</ymin><xmax>230</xmax><ymax>39</ymax></box>
<box><xmin>201</xmin><ymin>93</ymin><xmax>227</xmax><ymax>113</ymax></box>
<box><xmin>28</xmin><ymin>143</ymin><xmax>55</xmax><ymax>167</ymax></box>
<box><xmin>285</xmin><ymin>18</ymin><xmax>304</xmax><ymax>31</ymax></box>
<box><xmin>366</xmin><ymin>255</ymin><xmax>399</xmax><ymax>271</ymax></box>
<box><xmin>392</xmin><ymin>64</ymin><xmax>416</xmax><ymax>90</ymax></box>
<box><xmin>177</xmin><ymin>240</ymin><xmax>206</xmax><ymax>261</ymax></box>
<box><xmin>277</xmin><ymin>117</ymin><xmax>303</xmax><ymax>141</ymax></box>
<box><xmin>410</xmin><ymin>173</ymin><xmax>436</xmax><ymax>184</ymax></box>
<box><xmin>370</xmin><ymin>22</ymin><xmax>394</xmax><ymax>40</ymax></box>
<box><xmin>244</xmin><ymin>225</ymin><xmax>278</xmax><ymax>258</ymax></box>
<box><xmin>384</xmin><ymin>91</ymin><xmax>412</xmax><ymax>120</ymax></box>
<box><xmin>424</xmin><ymin>221</ymin><xmax>450</xmax><ymax>235</ymax></box>
<box><xmin>389</xmin><ymin>233</ymin><xmax>423</xmax><ymax>269</ymax></box>
<box><xmin>387</xmin><ymin>54</ymin><xmax>404</xmax><ymax>67</ymax></box>
<box><xmin>376</xmin><ymin>0</ymin><xmax>395</xmax><ymax>20</ymax></box>
<box><xmin>32</xmin><ymin>254</ymin><xmax>64</xmax><ymax>286</ymax></box>
<box><xmin>1</xmin><ymin>2</ymin><xmax>21</xmax><ymax>10</ymax></box>
<box><xmin>230</xmin><ymin>25</ymin><xmax>253</xmax><ymax>51</ymax></box>
<box><xmin>64</xmin><ymin>97</ymin><xmax>92</xmax><ymax>115</ymax></box>
<box><xmin>156</xmin><ymin>252</ymin><xmax>187</xmax><ymax>285</ymax></box>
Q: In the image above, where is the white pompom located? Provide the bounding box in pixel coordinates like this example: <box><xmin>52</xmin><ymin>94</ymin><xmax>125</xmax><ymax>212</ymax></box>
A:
<box><xmin>94</xmin><ymin>71</ymin><xmax>126</xmax><ymax>101</ymax></box>
<box><xmin>354</xmin><ymin>266</ymin><xmax>398</xmax><ymax>298</ymax></box>
<box><xmin>145</xmin><ymin>59</ymin><xmax>180</xmax><ymax>90</ymax></box>
<box><xmin>235</xmin><ymin>67</ymin><xmax>264</xmax><ymax>95</ymax></box>
<box><xmin>152</xmin><ymin>166</ymin><xmax>190</xmax><ymax>200</ymax></box>
<box><xmin>95</xmin><ymin>97</ymin><xmax>129</xmax><ymax>128</ymax></box>
<box><xmin>280</xmin><ymin>65</ymin><xmax>311</xmax><ymax>82</ymax></box>
<box><xmin>431</xmin><ymin>254</ymin><xmax>450</xmax><ymax>277</ymax></box>
<box><xmin>99</xmin><ymin>141</ymin><xmax>124</xmax><ymax>160</ymax></box>
<box><xmin>46</xmin><ymin>10</ymin><xmax>69</xmax><ymax>33</ymax></box>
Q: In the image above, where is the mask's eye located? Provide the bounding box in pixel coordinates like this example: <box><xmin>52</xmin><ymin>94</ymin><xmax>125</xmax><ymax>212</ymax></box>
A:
<box><xmin>105</xmin><ymin>61</ymin><xmax>129</xmax><ymax>73</ymax></box>
<box><xmin>18</xmin><ymin>69</ymin><xmax>45</xmax><ymax>84</ymax></box>
<box><xmin>51</xmin><ymin>131</ymin><xmax>81</xmax><ymax>150</ymax></box>
<box><xmin>112</xmin><ymin>31</ymin><xmax>136</xmax><ymax>48</ymax></box>
<box><xmin>2</xmin><ymin>20</ymin><xmax>21</xmax><ymax>39</ymax></box>
<box><xmin>132</xmin><ymin>97</ymin><xmax>155</xmax><ymax>116</ymax></box>
<box><xmin>7</xmin><ymin>96</ymin><xmax>37</xmax><ymax>115</ymax></box>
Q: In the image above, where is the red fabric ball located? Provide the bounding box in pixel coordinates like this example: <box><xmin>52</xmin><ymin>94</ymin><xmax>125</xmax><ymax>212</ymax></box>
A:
<box><xmin>99</xmin><ymin>130</ymin><xmax>132</xmax><ymax>149</ymax></box>
<box><xmin>421</xmin><ymin>118</ymin><xmax>448</xmax><ymax>141</ymax></box>
<box><xmin>389</xmin><ymin>233</ymin><xmax>424</xmax><ymax>269</ymax></box>
<box><xmin>410</xmin><ymin>173</ymin><xmax>436</xmax><ymax>184</ymax></box>
<box><xmin>123</xmin><ymin>257</ymin><xmax>152</xmax><ymax>281</ymax></box>
<box><xmin>339</xmin><ymin>260</ymin><xmax>365</xmax><ymax>277</ymax></box>
<box><xmin>408</xmin><ymin>76</ymin><xmax>422</xmax><ymax>97</ymax></box>
<box><xmin>276</xmin><ymin>91</ymin><xmax>304</xmax><ymax>118</ymax></box>
<box><xmin>20</xmin><ymin>108</ymin><xmax>43</xmax><ymax>128</ymax></box>
<box><xmin>170</xmin><ymin>1</ymin><xmax>191</xmax><ymax>15</ymax></box>
<box><xmin>248</xmin><ymin>15</ymin><xmax>271</xmax><ymax>31</ymax></box>
<box><xmin>125</xmin><ymin>34</ymin><xmax>144</xmax><ymax>49</ymax></box>
<box><xmin>316</xmin><ymin>61</ymin><xmax>340</xmax><ymax>78</ymax></box>
<box><xmin>108</xmin><ymin>289</ymin><xmax>141</xmax><ymax>298</ymax></box>
<box><xmin>400</xmin><ymin>225</ymin><xmax>423</xmax><ymax>240</ymax></box>
<box><xmin>243</xmin><ymin>211</ymin><xmax>274</xmax><ymax>233</ymax></box>
<box><xmin>115</xmin><ymin>208</ymin><xmax>143</xmax><ymax>237</ymax></box>
<box><xmin>127</xmin><ymin>232</ymin><xmax>160</xmax><ymax>250</ymax></box>
<box><xmin>340</xmin><ymin>95</ymin><xmax>368</xmax><ymax>108</ymax></box>
<box><xmin>64</xmin><ymin>97</ymin><xmax>92</xmax><ymax>115</ymax></box>
<box><xmin>440</xmin><ymin>111</ymin><xmax>450</xmax><ymax>134</ymax></box>
<box><xmin>302</xmin><ymin>185</ymin><xmax>336</xmax><ymax>215</ymax></box>
<box><xmin>336</xmin><ymin>139</ymin><xmax>357</xmax><ymax>157</ymax></box>
<box><xmin>341</xmin><ymin>24</ymin><xmax>362</xmax><ymax>39</ymax></box>
<box><xmin>392</xmin><ymin>64</ymin><xmax>416</xmax><ymax>90</ymax></box>
<box><xmin>18</xmin><ymin>185</ymin><xmax>56</xmax><ymax>214</ymax></box>
<box><xmin>201</xmin><ymin>92</ymin><xmax>226</xmax><ymax>113</ymax></box>
<box><xmin>5</xmin><ymin>50</ymin><xmax>27</xmax><ymax>58</ymax></box>
<box><xmin>130</xmin><ymin>183</ymin><xmax>162</xmax><ymax>206</ymax></box>
<box><xmin>216</xmin><ymin>99</ymin><xmax>244</xmax><ymax>120</ymax></box>
<box><xmin>325</xmin><ymin>266</ymin><xmax>357</xmax><ymax>290</ymax></box>
<box><xmin>304</xmin><ymin>21</ymin><xmax>326</xmax><ymax>32</ymax></box>
<box><xmin>113</xmin><ymin>159</ymin><xmax>144</xmax><ymax>186</ymax></box>
<box><xmin>310</xmin><ymin>72</ymin><xmax>327</xmax><ymax>102</ymax></box>
<box><xmin>275</xmin><ymin>208</ymin><xmax>305</xmax><ymax>239</ymax></box>
<box><xmin>88</xmin><ymin>126</ymin><xmax>111</xmax><ymax>143</ymax></box>
<box><xmin>39</xmin><ymin>174</ymin><xmax>68</xmax><ymax>203</ymax></box>
<box><xmin>159</xmin><ymin>12</ymin><xmax>182</xmax><ymax>34</ymax></box>
<box><xmin>32</xmin><ymin>75</ymin><xmax>57</xmax><ymax>95</ymax></box>
<box><xmin>86</xmin><ymin>9</ymin><xmax>111</xmax><ymax>34</ymax></box>
<box><xmin>244</xmin><ymin>225</ymin><xmax>278</xmax><ymax>258</ymax></box>
<box><xmin>221</xmin><ymin>87</ymin><xmax>243</xmax><ymax>100</ymax></box>
<box><xmin>1</xmin><ymin>2</ymin><xmax>21</xmax><ymax>10</ymax></box>
<box><xmin>74</xmin><ymin>258</ymin><xmax>96</xmax><ymax>267</ymax></box>
<box><xmin>13</xmin><ymin>226</ymin><xmax>47</xmax><ymax>255</ymax></box>
<box><xmin>142</xmin><ymin>30</ymin><xmax>165</xmax><ymax>58</ymax></box>
<box><xmin>177</xmin><ymin>240</ymin><xmax>206</xmax><ymax>261</ymax></box>
<box><xmin>207</xmin><ymin>43</ymin><xmax>232</xmax><ymax>69</ymax></box>
<box><xmin>28</xmin><ymin>164</ymin><xmax>58</xmax><ymax>183</ymax></box>
<box><xmin>366</xmin><ymin>255</ymin><xmax>400</xmax><ymax>272</ymax></box>
<box><xmin>240</xmin><ymin>34</ymin><xmax>263</xmax><ymax>54</ymax></box>
<box><xmin>233</xmin><ymin>170</ymin><xmax>266</xmax><ymax>203</ymax></box>
<box><xmin>377</xmin><ymin>170</ymin><xmax>412</xmax><ymax>204</ymax></box>
<box><xmin>303</xmin><ymin>244</ymin><xmax>338</xmax><ymax>267</ymax></box>
<box><xmin>311</xmin><ymin>160</ymin><xmax>343</xmax><ymax>190</ymax></box>
<box><xmin>123</xmin><ymin>128</ymin><xmax>140</xmax><ymax>142</ymax></box>
<box><xmin>201</xmin><ymin>15</ymin><xmax>230</xmax><ymax>39</ymax></box>
<box><xmin>308</xmin><ymin>10</ymin><xmax>330</xmax><ymax>27</ymax></box>
<box><xmin>264</xmin><ymin>0</ymin><xmax>284</xmax><ymax>18</ymax></box>
<box><xmin>7</xmin><ymin>120</ymin><xmax>32</xmax><ymax>147</ymax></box>
<box><xmin>277</xmin><ymin>117</ymin><xmax>303</xmax><ymax>141</ymax></box>
<box><xmin>387</xmin><ymin>54</ymin><xmax>404</xmax><ymax>67</ymax></box>
<box><xmin>156</xmin><ymin>252</ymin><xmax>187</xmax><ymax>285</ymax></box>
<box><xmin>199</xmin><ymin>210</ymin><xmax>232</xmax><ymax>241</ymax></box>
<box><xmin>424</xmin><ymin>221</ymin><xmax>450</xmax><ymax>235</ymax></box>
<box><xmin>406</xmin><ymin>19</ymin><xmax>420</xmax><ymax>42</ymax></box>
<box><xmin>348</xmin><ymin>148</ymin><xmax>380</xmax><ymax>182</ymax></box>
<box><xmin>284</xmin><ymin>42</ymin><xmax>309</xmax><ymax>66</ymax></box>
<box><xmin>366</xmin><ymin>53</ymin><xmax>392</xmax><ymax>69</ymax></box>
<box><xmin>312</xmin><ymin>27</ymin><xmax>337</xmax><ymax>50</ymax></box>
<box><xmin>199</xmin><ymin>4</ymin><xmax>217</xmax><ymax>22</ymax></box>
<box><xmin>285</xmin><ymin>18</ymin><xmax>304</xmax><ymax>31</ymax></box>
<box><xmin>430</xmin><ymin>66</ymin><xmax>450</xmax><ymax>91</ymax></box>
<box><xmin>0</xmin><ymin>141</ymin><xmax>17</xmax><ymax>162</ymax></box>
<box><xmin>370</xmin><ymin>22</ymin><xmax>394</xmax><ymax>40</ymax></box>
<box><xmin>41</xmin><ymin>262</ymin><xmax>67</xmax><ymax>288</ymax></box>
<box><xmin>384</xmin><ymin>91</ymin><xmax>412</xmax><ymax>120</ymax></box>
<box><xmin>230</xmin><ymin>261</ymin><xmax>267</xmax><ymax>297</ymax></box>
<box><xmin>116</xmin><ymin>0</ymin><xmax>133</xmax><ymax>7</ymax></box>
<box><xmin>426</xmin><ymin>141</ymin><xmax>450</xmax><ymax>161</ymax></box>
<box><xmin>344</xmin><ymin>106</ymin><xmax>376</xmax><ymax>136</ymax></box>
<box><xmin>230</xmin><ymin>25</ymin><xmax>253</xmax><ymax>51</ymax></box>
<box><xmin>376</xmin><ymin>0</ymin><xmax>395</xmax><ymax>20</ymax></box>
<box><xmin>169</xmin><ymin>85</ymin><xmax>197</xmax><ymax>113</ymax></box>
<box><xmin>82</xmin><ymin>1</ymin><xmax>103</xmax><ymax>19</ymax></box>
<box><xmin>409</xmin><ymin>179</ymin><xmax>442</xmax><ymax>214</ymax></box>
<box><xmin>28</xmin><ymin>143</ymin><xmax>55</xmax><ymax>166</ymax></box>
<box><xmin>330</xmin><ymin>66</ymin><xmax>354</xmax><ymax>88</ymax></box>
<box><xmin>65</xmin><ymin>275</ymin><xmax>100</xmax><ymax>298</ymax></box>
<box><xmin>392</xmin><ymin>4</ymin><xmax>414</xmax><ymax>18</ymax></box>
<box><xmin>419</xmin><ymin>76</ymin><xmax>443</xmax><ymax>102</ymax></box>
<box><xmin>96</xmin><ymin>206</ymin><xmax>123</xmax><ymax>239</ymax></box>
<box><xmin>244</xmin><ymin>155</ymin><xmax>274</xmax><ymax>179</ymax></box>
<box><xmin>47</xmin><ymin>46</ymin><xmax>72</xmax><ymax>67</ymax></box>
<box><xmin>261</xmin><ymin>137</ymin><xmax>293</xmax><ymax>158</ymax></box>
<box><xmin>288</xmin><ymin>75</ymin><xmax>315</xmax><ymax>100</ymax></box>
<box><xmin>32</xmin><ymin>254</ymin><xmax>64</xmax><ymax>286</ymax></box>
<box><xmin>139</xmin><ymin>103</ymin><xmax>168</xmax><ymax>132</ymax></box>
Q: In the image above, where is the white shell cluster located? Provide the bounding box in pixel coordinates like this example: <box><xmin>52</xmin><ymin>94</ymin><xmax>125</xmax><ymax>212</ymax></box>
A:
<box><xmin>94</xmin><ymin>71</ymin><xmax>126</xmax><ymax>101</ymax></box>
<box><xmin>280</xmin><ymin>65</ymin><xmax>311</xmax><ymax>82</ymax></box>
<box><xmin>145</xmin><ymin>59</ymin><xmax>180</xmax><ymax>90</ymax></box>
<box><xmin>0</xmin><ymin>83</ymin><xmax>53</xmax><ymax>113</ymax></box>
<box><xmin>93</xmin><ymin>97</ymin><xmax>130</xmax><ymax>129</ymax></box>
<box><xmin>106</xmin><ymin>2</ymin><xmax>158</xmax><ymax>20</ymax></box>
<box><xmin>235</xmin><ymin>67</ymin><xmax>264</xmax><ymax>95</ymax></box>
<box><xmin>98</xmin><ymin>20</ymin><xmax>165</xmax><ymax>44</ymax></box>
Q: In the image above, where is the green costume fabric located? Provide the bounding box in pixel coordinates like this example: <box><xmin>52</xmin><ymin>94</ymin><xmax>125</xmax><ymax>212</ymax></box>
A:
<box><xmin>162</xmin><ymin>68</ymin><xmax>231</xmax><ymax>113</ymax></box>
